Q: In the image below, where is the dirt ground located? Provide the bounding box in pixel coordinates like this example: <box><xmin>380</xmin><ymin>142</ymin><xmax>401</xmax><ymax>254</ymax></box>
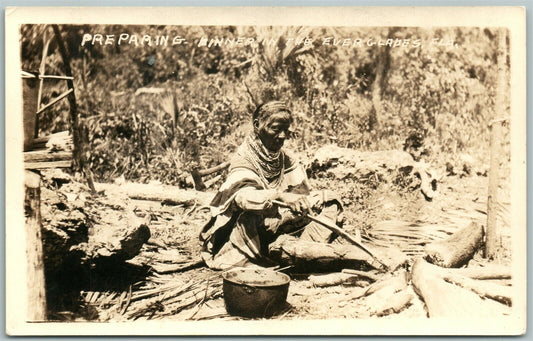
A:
<box><xmin>65</xmin><ymin>166</ymin><xmax>511</xmax><ymax>322</ymax></box>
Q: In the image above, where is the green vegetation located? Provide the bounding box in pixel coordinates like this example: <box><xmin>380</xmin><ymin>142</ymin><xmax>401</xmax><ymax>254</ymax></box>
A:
<box><xmin>20</xmin><ymin>25</ymin><xmax>509</xmax><ymax>186</ymax></box>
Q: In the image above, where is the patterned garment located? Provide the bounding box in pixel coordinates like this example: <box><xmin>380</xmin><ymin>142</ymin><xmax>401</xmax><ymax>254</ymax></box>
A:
<box><xmin>199</xmin><ymin>136</ymin><xmax>341</xmax><ymax>270</ymax></box>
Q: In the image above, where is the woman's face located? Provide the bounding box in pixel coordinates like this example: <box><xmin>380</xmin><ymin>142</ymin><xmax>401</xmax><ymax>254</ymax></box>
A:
<box><xmin>255</xmin><ymin>112</ymin><xmax>292</xmax><ymax>152</ymax></box>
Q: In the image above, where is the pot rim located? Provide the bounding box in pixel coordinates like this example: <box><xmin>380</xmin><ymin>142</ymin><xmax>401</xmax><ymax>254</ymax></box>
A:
<box><xmin>222</xmin><ymin>267</ymin><xmax>290</xmax><ymax>288</ymax></box>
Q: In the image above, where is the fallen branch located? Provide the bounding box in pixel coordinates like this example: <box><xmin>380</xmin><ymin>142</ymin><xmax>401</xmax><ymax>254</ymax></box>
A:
<box><xmin>443</xmin><ymin>264</ymin><xmax>511</xmax><ymax>280</ymax></box>
<box><xmin>441</xmin><ymin>271</ymin><xmax>512</xmax><ymax>306</ymax></box>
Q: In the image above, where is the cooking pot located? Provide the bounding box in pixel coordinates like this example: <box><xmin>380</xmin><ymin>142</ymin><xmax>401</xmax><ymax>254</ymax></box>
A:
<box><xmin>222</xmin><ymin>267</ymin><xmax>290</xmax><ymax>318</ymax></box>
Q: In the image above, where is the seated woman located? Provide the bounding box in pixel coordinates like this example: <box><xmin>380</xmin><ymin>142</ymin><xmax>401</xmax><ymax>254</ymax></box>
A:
<box><xmin>200</xmin><ymin>101</ymin><xmax>343</xmax><ymax>270</ymax></box>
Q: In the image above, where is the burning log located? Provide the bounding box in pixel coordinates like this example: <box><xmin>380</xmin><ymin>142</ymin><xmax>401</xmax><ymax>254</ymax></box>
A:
<box><xmin>424</xmin><ymin>221</ymin><xmax>484</xmax><ymax>268</ymax></box>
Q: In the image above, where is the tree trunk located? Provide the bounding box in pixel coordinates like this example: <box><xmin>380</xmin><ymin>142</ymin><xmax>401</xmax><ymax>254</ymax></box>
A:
<box><xmin>485</xmin><ymin>28</ymin><xmax>507</xmax><ymax>259</ymax></box>
<box><xmin>52</xmin><ymin>24</ymin><xmax>96</xmax><ymax>194</ymax></box>
<box><xmin>24</xmin><ymin>171</ymin><xmax>47</xmax><ymax>321</ymax></box>
<box><xmin>369</xmin><ymin>28</ymin><xmax>395</xmax><ymax>129</ymax></box>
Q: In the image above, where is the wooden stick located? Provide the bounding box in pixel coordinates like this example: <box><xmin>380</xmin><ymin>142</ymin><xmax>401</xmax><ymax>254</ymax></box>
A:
<box><xmin>151</xmin><ymin>260</ymin><xmax>204</xmax><ymax>274</ymax></box>
<box><xmin>444</xmin><ymin>265</ymin><xmax>512</xmax><ymax>280</ymax></box>
<box><xmin>24</xmin><ymin>171</ymin><xmax>47</xmax><ymax>321</ymax></box>
<box><xmin>38</xmin><ymin>74</ymin><xmax>74</xmax><ymax>80</ymax></box>
<box><xmin>36</xmin><ymin>88</ymin><xmax>73</xmax><ymax>115</ymax></box>
<box><xmin>441</xmin><ymin>271</ymin><xmax>512</xmax><ymax>306</ymax></box>
<box><xmin>197</xmin><ymin>162</ymin><xmax>230</xmax><ymax>176</ymax></box>
<box><xmin>341</xmin><ymin>268</ymin><xmax>380</xmax><ymax>281</ymax></box>
<box><xmin>35</xmin><ymin>32</ymin><xmax>51</xmax><ymax>138</ymax></box>
<box><xmin>24</xmin><ymin>150</ymin><xmax>72</xmax><ymax>163</ymax></box>
<box><xmin>273</xmin><ymin>200</ymin><xmax>389</xmax><ymax>270</ymax></box>
<box><xmin>25</xmin><ymin>160</ymin><xmax>72</xmax><ymax>169</ymax></box>
<box><xmin>191</xmin><ymin>162</ymin><xmax>230</xmax><ymax>191</ymax></box>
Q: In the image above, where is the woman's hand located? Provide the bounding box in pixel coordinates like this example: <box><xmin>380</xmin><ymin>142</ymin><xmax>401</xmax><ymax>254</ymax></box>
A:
<box><xmin>275</xmin><ymin>192</ymin><xmax>311</xmax><ymax>216</ymax></box>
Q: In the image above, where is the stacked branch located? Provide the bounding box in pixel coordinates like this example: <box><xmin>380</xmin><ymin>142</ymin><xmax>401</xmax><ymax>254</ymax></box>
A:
<box><xmin>411</xmin><ymin>259</ymin><xmax>512</xmax><ymax>318</ymax></box>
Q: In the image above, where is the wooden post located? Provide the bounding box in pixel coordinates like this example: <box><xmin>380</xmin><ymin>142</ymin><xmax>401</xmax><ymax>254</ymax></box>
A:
<box><xmin>485</xmin><ymin>28</ymin><xmax>507</xmax><ymax>259</ymax></box>
<box><xmin>24</xmin><ymin>171</ymin><xmax>47</xmax><ymax>321</ymax></box>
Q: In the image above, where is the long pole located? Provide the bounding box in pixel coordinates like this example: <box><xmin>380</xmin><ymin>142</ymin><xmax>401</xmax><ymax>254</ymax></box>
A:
<box><xmin>485</xmin><ymin>28</ymin><xmax>507</xmax><ymax>259</ymax></box>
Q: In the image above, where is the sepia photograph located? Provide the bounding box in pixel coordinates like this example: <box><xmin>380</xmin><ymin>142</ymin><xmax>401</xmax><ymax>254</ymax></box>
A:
<box><xmin>5</xmin><ymin>7</ymin><xmax>526</xmax><ymax>335</ymax></box>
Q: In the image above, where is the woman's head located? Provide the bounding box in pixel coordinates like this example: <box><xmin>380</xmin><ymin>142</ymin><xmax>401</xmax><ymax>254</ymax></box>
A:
<box><xmin>253</xmin><ymin>101</ymin><xmax>293</xmax><ymax>152</ymax></box>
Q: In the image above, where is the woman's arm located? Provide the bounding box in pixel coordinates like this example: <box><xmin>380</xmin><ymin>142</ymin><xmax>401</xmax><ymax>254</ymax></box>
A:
<box><xmin>234</xmin><ymin>188</ymin><xmax>311</xmax><ymax>215</ymax></box>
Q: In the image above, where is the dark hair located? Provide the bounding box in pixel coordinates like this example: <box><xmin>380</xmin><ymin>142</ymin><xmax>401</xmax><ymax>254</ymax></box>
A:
<box><xmin>253</xmin><ymin>101</ymin><xmax>293</xmax><ymax>123</ymax></box>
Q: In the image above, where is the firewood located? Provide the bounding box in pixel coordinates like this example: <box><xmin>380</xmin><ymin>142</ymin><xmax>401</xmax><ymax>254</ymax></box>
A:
<box><xmin>411</xmin><ymin>258</ymin><xmax>510</xmax><ymax>318</ymax></box>
<box><xmin>444</xmin><ymin>264</ymin><xmax>511</xmax><ymax>280</ymax></box>
<box><xmin>25</xmin><ymin>160</ymin><xmax>72</xmax><ymax>170</ymax></box>
<box><xmin>308</xmin><ymin>273</ymin><xmax>359</xmax><ymax>287</ymax></box>
<box><xmin>372</xmin><ymin>288</ymin><xmax>414</xmax><ymax>317</ymax></box>
<box><xmin>424</xmin><ymin>221</ymin><xmax>483</xmax><ymax>268</ymax></box>
<box><xmin>441</xmin><ymin>271</ymin><xmax>512</xmax><ymax>306</ymax></box>
<box><xmin>362</xmin><ymin>269</ymin><xmax>408</xmax><ymax>298</ymax></box>
<box><xmin>24</xmin><ymin>151</ymin><xmax>72</xmax><ymax>163</ymax></box>
<box><xmin>341</xmin><ymin>268</ymin><xmax>381</xmax><ymax>282</ymax></box>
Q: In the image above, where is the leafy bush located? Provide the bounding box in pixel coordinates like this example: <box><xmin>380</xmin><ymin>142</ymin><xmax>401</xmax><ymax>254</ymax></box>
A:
<box><xmin>20</xmin><ymin>25</ymin><xmax>509</xmax><ymax>186</ymax></box>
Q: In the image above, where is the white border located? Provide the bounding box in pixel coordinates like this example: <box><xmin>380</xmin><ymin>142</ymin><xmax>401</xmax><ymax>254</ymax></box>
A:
<box><xmin>5</xmin><ymin>6</ymin><xmax>527</xmax><ymax>335</ymax></box>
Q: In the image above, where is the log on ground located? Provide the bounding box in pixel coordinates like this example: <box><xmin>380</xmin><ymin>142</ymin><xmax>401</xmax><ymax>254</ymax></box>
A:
<box><xmin>411</xmin><ymin>258</ymin><xmax>510</xmax><ymax>318</ymax></box>
<box><xmin>308</xmin><ymin>273</ymin><xmax>362</xmax><ymax>287</ymax></box>
<box><xmin>443</xmin><ymin>264</ymin><xmax>512</xmax><ymax>280</ymax></box>
<box><xmin>441</xmin><ymin>271</ymin><xmax>512</xmax><ymax>306</ymax></box>
<box><xmin>424</xmin><ymin>221</ymin><xmax>483</xmax><ymax>268</ymax></box>
<box><xmin>95</xmin><ymin>182</ymin><xmax>215</xmax><ymax>207</ymax></box>
<box><xmin>269</xmin><ymin>235</ymin><xmax>377</xmax><ymax>272</ymax></box>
